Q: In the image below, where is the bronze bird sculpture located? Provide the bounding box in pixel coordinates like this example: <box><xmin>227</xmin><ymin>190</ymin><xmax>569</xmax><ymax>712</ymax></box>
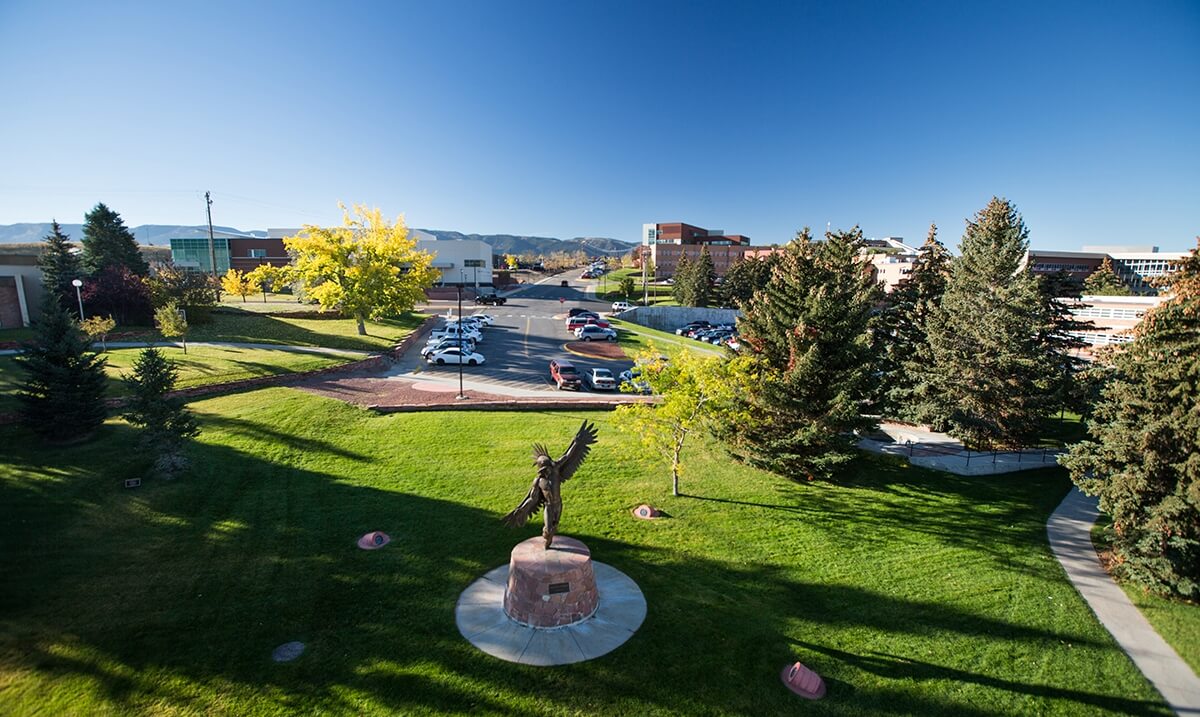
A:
<box><xmin>502</xmin><ymin>420</ymin><xmax>598</xmax><ymax>548</ymax></box>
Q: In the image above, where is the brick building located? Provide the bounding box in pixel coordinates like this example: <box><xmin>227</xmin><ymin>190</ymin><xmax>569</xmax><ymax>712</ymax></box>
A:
<box><xmin>637</xmin><ymin>222</ymin><xmax>756</xmax><ymax>278</ymax></box>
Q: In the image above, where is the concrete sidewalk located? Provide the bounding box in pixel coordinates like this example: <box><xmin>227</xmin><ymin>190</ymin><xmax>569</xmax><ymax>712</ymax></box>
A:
<box><xmin>857</xmin><ymin>422</ymin><xmax>1063</xmax><ymax>475</ymax></box>
<box><xmin>1048</xmin><ymin>488</ymin><xmax>1200</xmax><ymax>715</ymax></box>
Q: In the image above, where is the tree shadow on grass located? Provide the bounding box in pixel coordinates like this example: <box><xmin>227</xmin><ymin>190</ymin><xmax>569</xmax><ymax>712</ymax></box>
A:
<box><xmin>0</xmin><ymin>421</ymin><xmax>1170</xmax><ymax>716</ymax></box>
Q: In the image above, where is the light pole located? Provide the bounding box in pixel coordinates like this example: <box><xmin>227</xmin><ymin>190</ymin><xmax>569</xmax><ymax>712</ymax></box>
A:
<box><xmin>456</xmin><ymin>269</ymin><xmax>467</xmax><ymax>400</ymax></box>
<box><xmin>71</xmin><ymin>279</ymin><xmax>85</xmax><ymax>320</ymax></box>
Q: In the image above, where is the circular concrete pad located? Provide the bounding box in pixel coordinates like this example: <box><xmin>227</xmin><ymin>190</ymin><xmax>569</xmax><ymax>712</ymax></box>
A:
<box><xmin>456</xmin><ymin>561</ymin><xmax>646</xmax><ymax>666</ymax></box>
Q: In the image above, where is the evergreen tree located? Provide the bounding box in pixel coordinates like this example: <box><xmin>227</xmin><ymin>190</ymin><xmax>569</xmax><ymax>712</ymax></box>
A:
<box><xmin>1040</xmin><ymin>269</ymin><xmax>1084</xmax><ymax>298</ymax></box>
<box><xmin>671</xmin><ymin>252</ymin><xmax>694</xmax><ymax>305</ymax></box>
<box><xmin>879</xmin><ymin>224</ymin><xmax>952</xmax><ymax>420</ymax></box>
<box><xmin>719</xmin><ymin>254</ymin><xmax>779</xmax><ymax>308</ymax></box>
<box><xmin>38</xmin><ymin>221</ymin><xmax>83</xmax><ymax>311</ymax></box>
<box><xmin>912</xmin><ymin>198</ymin><xmax>1059</xmax><ymax>448</ymax></box>
<box><xmin>1082</xmin><ymin>256</ymin><xmax>1132</xmax><ymax>296</ymax></box>
<box><xmin>1062</xmin><ymin>240</ymin><xmax>1200</xmax><ymax>598</ymax></box>
<box><xmin>15</xmin><ymin>294</ymin><xmax>108</xmax><ymax>442</ymax></box>
<box><xmin>122</xmin><ymin>348</ymin><xmax>200</xmax><ymax>477</ymax></box>
<box><xmin>1036</xmin><ymin>274</ymin><xmax>1093</xmax><ymax>415</ymax></box>
<box><xmin>692</xmin><ymin>246</ymin><xmax>717</xmax><ymax>307</ymax></box>
<box><xmin>727</xmin><ymin>227</ymin><xmax>880</xmax><ymax>480</ymax></box>
<box><xmin>81</xmin><ymin>202</ymin><xmax>149</xmax><ymax>276</ymax></box>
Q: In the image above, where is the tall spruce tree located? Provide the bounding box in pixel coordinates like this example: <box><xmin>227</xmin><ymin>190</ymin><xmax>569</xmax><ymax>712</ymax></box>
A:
<box><xmin>15</xmin><ymin>294</ymin><xmax>108</xmax><ymax>442</ymax></box>
<box><xmin>123</xmin><ymin>348</ymin><xmax>200</xmax><ymax>477</ymax></box>
<box><xmin>720</xmin><ymin>254</ymin><xmax>779</xmax><ymax>308</ymax></box>
<box><xmin>671</xmin><ymin>252</ymin><xmax>694</xmax><ymax>305</ymax></box>
<box><xmin>1082</xmin><ymin>256</ymin><xmax>1132</xmax><ymax>296</ymax></box>
<box><xmin>879</xmin><ymin>223</ymin><xmax>951</xmax><ymax>420</ymax></box>
<box><xmin>38</xmin><ymin>221</ymin><xmax>83</xmax><ymax>311</ymax></box>
<box><xmin>81</xmin><ymin>202</ymin><xmax>149</xmax><ymax>276</ymax></box>
<box><xmin>691</xmin><ymin>246</ymin><xmax>717</xmax><ymax>307</ymax></box>
<box><xmin>913</xmin><ymin>198</ymin><xmax>1059</xmax><ymax>448</ymax></box>
<box><xmin>728</xmin><ymin>227</ymin><xmax>880</xmax><ymax>480</ymax></box>
<box><xmin>1062</xmin><ymin>241</ymin><xmax>1200</xmax><ymax>598</ymax></box>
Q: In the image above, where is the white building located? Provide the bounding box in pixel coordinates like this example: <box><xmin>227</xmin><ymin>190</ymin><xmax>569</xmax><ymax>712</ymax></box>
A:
<box><xmin>415</xmin><ymin>236</ymin><xmax>494</xmax><ymax>289</ymax></box>
<box><xmin>0</xmin><ymin>251</ymin><xmax>46</xmax><ymax>328</ymax></box>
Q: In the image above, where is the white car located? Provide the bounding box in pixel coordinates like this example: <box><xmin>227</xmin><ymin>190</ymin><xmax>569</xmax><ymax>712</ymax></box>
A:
<box><xmin>574</xmin><ymin>325</ymin><xmax>617</xmax><ymax>341</ymax></box>
<box><xmin>421</xmin><ymin>338</ymin><xmax>476</xmax><ymax>357</ymax></box>
<box><xmin>611</xmin><ymin>301</ymin><xmax>633</xmax><ymax>313</ymax></box>
<box><xmin>584</xmin><ymin>367</ymin><xmax>616</xmax><ymax>390</ymax></box>
<box><xmin>429</xmin><ymin>324</ymin><xmax>483</xmax><ymax>343</ymax></box>
<box><xmin>426</xmin><ymin>347</ymin><xmax>486</xmax><ymax>366</ymax></box>
<box><xmin>469</xmin><ymin>313</ymin><xmax>496</xmax><ymax>326</ymax></box>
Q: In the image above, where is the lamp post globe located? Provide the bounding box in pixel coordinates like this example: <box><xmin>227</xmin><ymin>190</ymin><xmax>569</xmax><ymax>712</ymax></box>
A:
<box><xmin>71</xmin><ymin>279</ymin><xmax>85</xmax><ymax>320</ymax></box>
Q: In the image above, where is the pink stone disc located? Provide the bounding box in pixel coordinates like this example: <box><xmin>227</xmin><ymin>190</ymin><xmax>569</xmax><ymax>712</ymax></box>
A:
<box><xmin>357</xmin><ymin>531</ymin><xmax>391</xmax><ymax>550</ymax></box>
<box><xmin>781</xmin><ymin>662</ymin><xmax>827</xmax><ymax>699</ymax></box>
<box><xmin>632</xmin><ymin>504</ymin><xmax>660</xmax><ymax>520</ymax></box>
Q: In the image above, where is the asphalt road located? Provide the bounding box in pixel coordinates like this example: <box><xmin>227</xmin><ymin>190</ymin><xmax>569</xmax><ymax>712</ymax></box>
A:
<box><xmin>404</xmin><ymin>271</ymin><xmax>634</xmax><ymax>393</ymax></box>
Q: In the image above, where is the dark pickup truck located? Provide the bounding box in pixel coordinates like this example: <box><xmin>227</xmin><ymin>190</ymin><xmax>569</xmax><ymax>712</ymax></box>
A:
<box><xmin>474</xmin><ymin>294</ymin><xmax>507</xmax><ymax>306</ymax></box>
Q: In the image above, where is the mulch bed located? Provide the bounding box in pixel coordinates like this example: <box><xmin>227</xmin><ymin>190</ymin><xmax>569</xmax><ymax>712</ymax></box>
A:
<box><xmin>564</xmin><ymin>341</ymin><xmax>627</xmax><ymax>360</ymax></box>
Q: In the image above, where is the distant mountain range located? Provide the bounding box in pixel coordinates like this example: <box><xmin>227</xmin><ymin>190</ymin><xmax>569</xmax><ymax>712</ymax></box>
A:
<box><xmin>0</xmin><ymin>223</ymin><xmax>635</xmax><ymax>257</ymax></box>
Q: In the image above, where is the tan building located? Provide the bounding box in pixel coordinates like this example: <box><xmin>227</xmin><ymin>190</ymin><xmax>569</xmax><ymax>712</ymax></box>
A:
<box><xmin>1060</xmin><ymin>294</ymin><xmax>1166</xmax><ymax>352</ymax></box>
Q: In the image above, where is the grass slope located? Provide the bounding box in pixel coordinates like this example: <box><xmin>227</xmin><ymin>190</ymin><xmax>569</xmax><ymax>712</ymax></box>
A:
<box><xmin>0</xmin><ymin>390</ymin><xmax>1169</xmax><ymax>716</ymax></box>
<box><xmin>0</xmin><ymin>347</ymin><xmax>348</xmax><ymax>412</ymax></box>
<box><xmin>186</xmin><ymin>310</ymin><xmax>426</xmax><ymax>350</ymax></box>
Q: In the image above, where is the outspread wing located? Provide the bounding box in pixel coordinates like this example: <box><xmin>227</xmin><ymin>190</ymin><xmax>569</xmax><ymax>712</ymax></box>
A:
<box><xmin>502</xmin><ymin>479</ymin><xmax>545</xmax><ymax>527</ymax></box>
<box><xmin>555</xmin><ymin>420</ymin><xmax>599</xmax><ymax>484</ymax></box>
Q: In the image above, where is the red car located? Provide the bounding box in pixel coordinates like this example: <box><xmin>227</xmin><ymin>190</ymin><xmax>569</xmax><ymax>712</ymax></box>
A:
<box><xmin>549</xmin><ymin>359</ymin><xmax>583</xmax><ymax>390</ymax></box>
<box><xmin>566</xmin><ymin>316</ymin><xmax>610</xmax><ymax>332</ymax></box>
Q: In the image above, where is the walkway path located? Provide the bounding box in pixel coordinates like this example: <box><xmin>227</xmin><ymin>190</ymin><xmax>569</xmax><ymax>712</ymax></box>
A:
<box><xmin>1048</xmin><ymin>488</ymin><xmax>1200</xmax><ymax>716</ymax></box>
<box><xmin>0</xmin><ymin>341</ymin><xmax>373</xmax><ymax>358</ymax></box>
<box><xmin>857</xmin><ymin>422</ymin><xmax>1062</xmax><ymax>475</ymax></box>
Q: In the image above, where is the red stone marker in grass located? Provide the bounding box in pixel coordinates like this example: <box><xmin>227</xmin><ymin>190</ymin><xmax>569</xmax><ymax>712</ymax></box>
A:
<box><xmin>356</xmin><ymin>531</ymin><xmax>391</xmax><ymax>550</ymax></box>
<box><xmin>781</xmin><ymin>661</ymin><xmax>827</xmax><ymax>699</ymax></box>
<box><xmin>632</xmin><ymin>504</ymin><xmax>660</xmax><ymax>520</ymax></box>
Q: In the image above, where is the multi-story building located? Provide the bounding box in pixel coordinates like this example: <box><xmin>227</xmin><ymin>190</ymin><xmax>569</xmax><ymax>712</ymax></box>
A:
<box><xmin>1025</xmin><ymin>245</ymin><xmax>1188</xmax><ymax>294</ymax></box>
<box><xmin>0</xmin><ymin>249</ymin><xmax>45</xmax><ymax>328</ymax></box>
<box><xmin>1060</xmin><ymin>294</ymin><xmax>1166</xmax><ymax>351</ymax></box>
<box><xmin>864</xmin><ymin>237</ymin><xmax>919</xmax><ymax>292</ymax></box>
<box><xmin>638</xmin><ymin>222</ymin><xmax>755</xmax><ymax>278</ymax></box>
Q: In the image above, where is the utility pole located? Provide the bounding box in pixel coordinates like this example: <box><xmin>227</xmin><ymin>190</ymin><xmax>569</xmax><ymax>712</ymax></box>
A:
<box><xmin>205</xmin><ymin>192</ymin><xmax>221</xmax><ymax>301</ymax></box>
<box><xmin>642</xmin><ymin>245</ymin><xmax>648</xmax><ymax>306</ymax></box>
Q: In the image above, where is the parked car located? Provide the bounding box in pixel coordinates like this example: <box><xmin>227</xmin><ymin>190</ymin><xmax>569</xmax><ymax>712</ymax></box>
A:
<box><xmin>474</xmin><ymin>294</ymin><xmax>506</xmax><ymax>306</ymax></box>
<box><xmin>584</xmin><ymin>368</ymin><xmax>616</xmax><ymax>391</ymax></box>
<box><xmin>575</xmin><ymin>325</ymin><xmax>617</xmax><ymax>342</ymax></box>
<box><xmin>469</xmin><ymin>313</ymin><xmax>496</xmax><ymax>326</ymax></box>
<box><xmin>567</xmin><ymin>316</ymin><xmax>610</xmax><ymax>332</ymax></box>
<box><xmin>426</xmin><ymin>347</ymin><xmax>485</xmax><ymax>366</ymax></box>
<box><xmin>421</xmin><ymin>337</ymin><xmax>476</xmax><ymax>357</ymax></box>
<box><xmin>567</xmin><ymin>307</ymin><xmax>592</xmax><ymax>318</ymax></box>
<box><xmin>675</xmin><ymin>321</ymin><xmax>711</xmax><ymax>336</ymax></box>
<box><xmin>618</xmin><ymin>368</ymin><xmax>652</xmax><ymax>395</ymax></box>
<box><xmin>428</xmin><ymin>323</ymin><xmax>483</xmax><ymax>343</ymax></box>
<box><xmin>549</xmin><ymin>359</ymin><xmax>583</xmax><ymax>390</ymax></box>
<box><xmin>611</xmin><ymin>301</ymin><xmax>634</xmax><ymax>313</ymax></box>
<box><xmin>560</xmin><ymin>279</ymin><xmax>569</xmax><ymax>287</ymax></box>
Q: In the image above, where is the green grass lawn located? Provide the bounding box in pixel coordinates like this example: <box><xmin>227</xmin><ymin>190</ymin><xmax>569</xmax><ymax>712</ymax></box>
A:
<box><xmin>183</xmin><ymin>310</ymin><xmax>426</xmax><ymax>351</ymax></box>
<box><xmin>0</xmin><ymin>347</ymin><xmax>349</xmax><ymax>413</ymax></box>
<box><xmin>0</xmin><ymin>327</ymin><xmax>36</xmax><ymax>343</ymax></box>
<box><xmin>0</xmin><ymin>388</ymin><xmax>1170</xmax><ymax>715</ymax></box>
<box><xmin>598</xmin><ymin>268</ymin><xmax>678</xmax><ymax>305</ymax></box>
<box><xmin>1091</xmin><ymin>517</ymin><xmax>1200</xmax><ymax>673</ymax></box>
<box><xmin>218</xmin><ymin>293</ymin><xmax>306</xmax><ymax>313</ymax></box>
<box><xmin>609</xmin><ymin>317</ymin><xmax>722</xmax><ymax>358</ymax></box>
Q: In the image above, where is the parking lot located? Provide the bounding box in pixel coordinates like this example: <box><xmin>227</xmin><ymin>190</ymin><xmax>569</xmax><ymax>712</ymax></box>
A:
<box><xmin>393</xmin><ymin>272</ymin><xmax>634</xmax><ymax>394</ymax></box>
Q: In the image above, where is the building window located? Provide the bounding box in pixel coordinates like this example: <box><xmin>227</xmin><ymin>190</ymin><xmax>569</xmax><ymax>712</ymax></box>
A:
<box><xmin>249</xmin><ymin>249</ymin><xmax>266</xmax><ymax>258</ymax></box>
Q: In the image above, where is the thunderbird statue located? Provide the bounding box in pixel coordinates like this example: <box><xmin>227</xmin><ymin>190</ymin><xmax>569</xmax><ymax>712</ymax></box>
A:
<box><xmin>502</xmin><ymin>420</ymin><xmax>598</xmax><ymax>548</ymax></box>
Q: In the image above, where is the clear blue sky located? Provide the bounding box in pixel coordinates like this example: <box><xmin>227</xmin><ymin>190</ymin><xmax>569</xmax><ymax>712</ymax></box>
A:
<box><xmin>1</xmin><ymin>0</ymin><xmax>1197</xmax><ymax>251</ymax></box>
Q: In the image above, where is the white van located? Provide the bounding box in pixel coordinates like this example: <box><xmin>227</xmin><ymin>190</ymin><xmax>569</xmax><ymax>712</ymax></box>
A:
<box><xmin>611</xmin><ymin>301</ymin><xmax>634</xmax><ymax>313</ymax></box>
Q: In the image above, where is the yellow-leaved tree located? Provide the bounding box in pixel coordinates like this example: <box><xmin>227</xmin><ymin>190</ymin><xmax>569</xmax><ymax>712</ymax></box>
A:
<box><xmin>285</xmin><ymin>203</ymin><xmax>438</xmax><ymax>335</ymax></box>
<box><xmin>245</xmin><ymin>263</ymin><xmax>285</xmax><ymax>302</ymax></box>
<box><xmin>615</xmin><ymin>344</ymin><xmax>752</xmax><ymax>496</ymax></box>
<box><xmin>221</xmin><ymin>268</ymin><xmax>254</xmax><ymax>303</ymax></box>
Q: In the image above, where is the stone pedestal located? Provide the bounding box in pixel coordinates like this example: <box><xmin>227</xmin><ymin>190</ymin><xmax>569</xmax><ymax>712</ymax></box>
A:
<box><xmin>503</xmin><ymin>536</ymin><xmax>599</xmax><ymax>628</ymax></box>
